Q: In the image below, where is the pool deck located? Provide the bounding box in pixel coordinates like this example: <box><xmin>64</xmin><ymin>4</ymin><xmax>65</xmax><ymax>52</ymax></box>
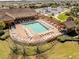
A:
<box><xmin>10</xmin><ymin>19</ymin><xmax>62</xmax><ymax>44</ymax></box>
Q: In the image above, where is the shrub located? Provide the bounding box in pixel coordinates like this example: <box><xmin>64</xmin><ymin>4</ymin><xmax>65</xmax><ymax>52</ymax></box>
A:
<box><xmin>57</xmin><ymin>35</ymin><xmax>72</xmax><ymax>42</ymax></box>
<box><xmin>70</xmin><ymin>6</ymin><xmax>79</xmax><ymax>17</ymax></box>
<box><xmin>75</xmin><ymin>18</ymin><xmax>79</xmax><ymax>25</ymax></box>
<box><xmin>0</xmin><ymin>30</ymin><xmax>4</xmax><ymax>36</ymax></box>
<box><xmin>38</xmin><ymin>42</ymin><xmax>52</xmax><ymax>53</ymax></box>
<box><xmin>24</xmin><ymin>46</ymin><xmax>37</xmax><ymax>55</ymax></box>
<box><xmin>0</xmin><ymin>32</ymin><xmax>9</xmax><ymax>40</ymax></box>
<box><xmin>57</xmin><ymin>36</ymin><xmax>66</xmax><ymax>42</ymax></box>
<box><xmin>75</xmin><ymin>24</ymin><xmax>79</xmax><ymax>35</ymax></box>
<box><xmin>65</xmin><ymin>12</ymin><xmax>71</xmax><ymax>16</ymax></box>
<box><xmin>0</xmin><ymin>21</ymin><xmax>6</xmax><ymax>30</ymax></box>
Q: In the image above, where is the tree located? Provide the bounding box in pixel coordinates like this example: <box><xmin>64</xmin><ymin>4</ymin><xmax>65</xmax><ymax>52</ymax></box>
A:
<box><xmin>9</xmin><ymin>5</ymin><xmax>15</xmax><ymax>9</ymax></box>
<box><xmin>74</xmin><ymin>18</ymin><xmax>79</xmax><ymax>25</ymax></box>
<box><xmin>0</xmin><ymin>30</ymin><xmax>4</xmax><ymax>36</ymax></box>
<box><xmin>0</xmin><ymin>21</ymin><xmax>5</xmax><ymax>38</ymax></box>
<box><xmin>65</xmin><ymin>12</ymin><xmax>71</xmax><ymax>16</ymax></box>
<box><xmin>0</xmin><ymin>21</ymin><xmax>5</xmax><ymax>30</ymax></box>
<box><xmin>70</xmin><ymin>6</ymin><xmax>79</xmax><ymax>17</ymax></box>
<box><xmin>36</xmin><ymin>45</ymin><xmax>47</xmax><ymax>59</ymax></box>
<box><xmin>57</xmin><ymin>35</ymin><xmax>72</xmax><ymax>42</ymax></box>
<box><xmin>36</xmin><ymin>45</ymin><xmax>41</xmax><ymax>59</ymax></box>
<box><xmin>65</xmin><ymin>2</ymin><xmax>71</xmax><ymax>8</ymax></box>
<box><xmin>7</xmin><ymin>40</ymin><xmax>20</xmax><ymax>59</ymax></box>
<box><xmin>75</xmin><ymin>23</ymin><xmax>79</xmax><ymax>34</ymax></box>
<box><xmin>21</xmin><ymin>46</ymin><xmax>26</xmax><ymax>59</ymax></box>
<box><xmin>50</xmin><ymin>2</ymin><xmax>59</xmax><ymax>8</ymax></box>
<box><xmin>0</xmin><ymin>30</ymin><xmax>10</xmax><ymax>40</ymax></box>
<box><xmin>21</xmin><ymin>46</ymin><xmax>30</xmax><ymax>59</ymax></box>
<box><xmin>74</xmin><ymin>18</ymin><xmax>79</xmax><ymax>35</ymax></box>
<box><xmin>8</xmin><ymin>47</ymin><xmax>19</xmax><ymax>59</ymax></box>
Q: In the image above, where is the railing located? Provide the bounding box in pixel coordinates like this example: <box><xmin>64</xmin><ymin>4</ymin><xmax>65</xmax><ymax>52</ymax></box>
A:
<box><xmin>39</xmin><ymin>30</ymin><xmax>54</xmax><ymax>40</ymax></box>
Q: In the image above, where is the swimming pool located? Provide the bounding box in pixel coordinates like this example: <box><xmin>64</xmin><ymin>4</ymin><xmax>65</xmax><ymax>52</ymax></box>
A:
<box><xmin>24</xmin><ymin>22</ymin><xmax>48</xmax><ymax>33</ymax></box>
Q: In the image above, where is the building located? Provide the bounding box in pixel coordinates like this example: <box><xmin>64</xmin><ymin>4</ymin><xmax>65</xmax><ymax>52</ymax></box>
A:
<box><xmin>64</xmin><ymin>17</ymin><xmax>76</xmax><ymax>32</ymax></box>
<box><xmin>0</xmin><ymin>8</ymin><xmax>37</xmax><ymax>24</ymax></box>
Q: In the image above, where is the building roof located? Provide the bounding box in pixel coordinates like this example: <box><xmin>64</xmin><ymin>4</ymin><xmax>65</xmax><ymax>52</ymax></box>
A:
<box><xmin>1</xmin><ymin>15</ymin><xmax>13</xmax><ymax>22</ymax></box>
<box><xmin>0</xmin><ymin>8</ymin><xmax>37</xmax><ymax>22</ymax></box>
<box><xmin>64</xmin><ymin>18</ymin><xmax>76</xmax><ymax>29</ymax></box>
<box><xmin>6</xmin><ymin>8</ymin><xmax>37</xmax><ymax>19</ymax></box>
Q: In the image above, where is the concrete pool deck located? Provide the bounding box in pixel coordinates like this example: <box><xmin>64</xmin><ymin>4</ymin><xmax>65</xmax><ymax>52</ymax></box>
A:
<box><xmin>10</xmin><ymin>19</ymin><xmax>62</xmax><ymax>44</ymax></box>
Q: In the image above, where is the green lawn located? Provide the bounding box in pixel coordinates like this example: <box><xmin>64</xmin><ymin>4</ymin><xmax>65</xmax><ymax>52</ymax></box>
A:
<box><xmin>1</xmin><ymin>39</ymin><xmax>79</xmax><ymax>59</ymax></box>
<box><xmin>57</xmin><ymin>13</ymin><xmax>69</xmax><ymax>22</ymax></box>
<box><xmin>0</xmin><ymin>40</ymin><xmax>10</xmax><ymax>59</ymax></box>
<box><xmin>45</xmin><ymin>42</ymin><xmax>79</xmax><ymax>59</ymax></box>
<box><xmin>24</xmin><ymin>42</ymin><xmax>79</xmax><ymax>59</ymax></box>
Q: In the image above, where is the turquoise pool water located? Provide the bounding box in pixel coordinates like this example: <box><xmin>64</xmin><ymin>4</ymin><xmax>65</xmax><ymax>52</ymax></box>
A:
<box><xmin>24</xmin><ymin>22</ymin><xmax>48</xmax><ymax>33</ymax></box>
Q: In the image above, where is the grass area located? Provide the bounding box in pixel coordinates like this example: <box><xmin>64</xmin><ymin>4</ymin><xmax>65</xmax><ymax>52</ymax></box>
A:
<box><xmin>45</xmin><ymin>42</ymin><xmax>79</xmax><ymax>59</ymax></box>
<box><xmin>0</xmin><ymin>40</ymin><xmax>10</xmax><ymax>59</ymax></box>
<box><xmin>19</xmin><ymin>42</ymin><xmax>79</xmax><ymax>59</ymax></box>
<box><xmin>57</xmin><ymin>13</ymin><xmax>69</xmax><ymax>22</ymax></box>
<box><xmin>1</xmin><ymin>39</ymin><xmax>79</xmax><ymax>59</ymax></box>
<box><xmin>25</xmin><ymin>42</ymin><xmax>79</xmax><ymax>59</ymax></box>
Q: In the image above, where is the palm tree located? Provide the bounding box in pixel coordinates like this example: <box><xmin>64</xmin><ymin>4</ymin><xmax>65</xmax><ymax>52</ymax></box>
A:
<box><xmin>0</xmin><ymin>21</ymin><xmax>6</xmax><ymax>30</ymax></box>
<box><xmin>7</xmin><ymin>38</ymin><xmax>20</xmax><ymax>59</ymax></box>
<box><xmin>36</xmin><ymin>45</ymin><xmax>41</xmax><ymax>59</ymax></box>
<box><xmin>36</xmin><ymin>45</ymin><xmax>47</xmax><ymax>59</ymax></box>
<box><xmin>75</xmin><ymin>24</ymin><xmax>79</xmax><ymax>35</ymax></box>
<box><xmin>8</xmin><ymin>46</ymin><xmax>19</xmax><ymax>59</ymax></box>
<box><xmin>21</xmin><ymin>46</ymin><xmax>30</xmax><ymax>59</ymax></box>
